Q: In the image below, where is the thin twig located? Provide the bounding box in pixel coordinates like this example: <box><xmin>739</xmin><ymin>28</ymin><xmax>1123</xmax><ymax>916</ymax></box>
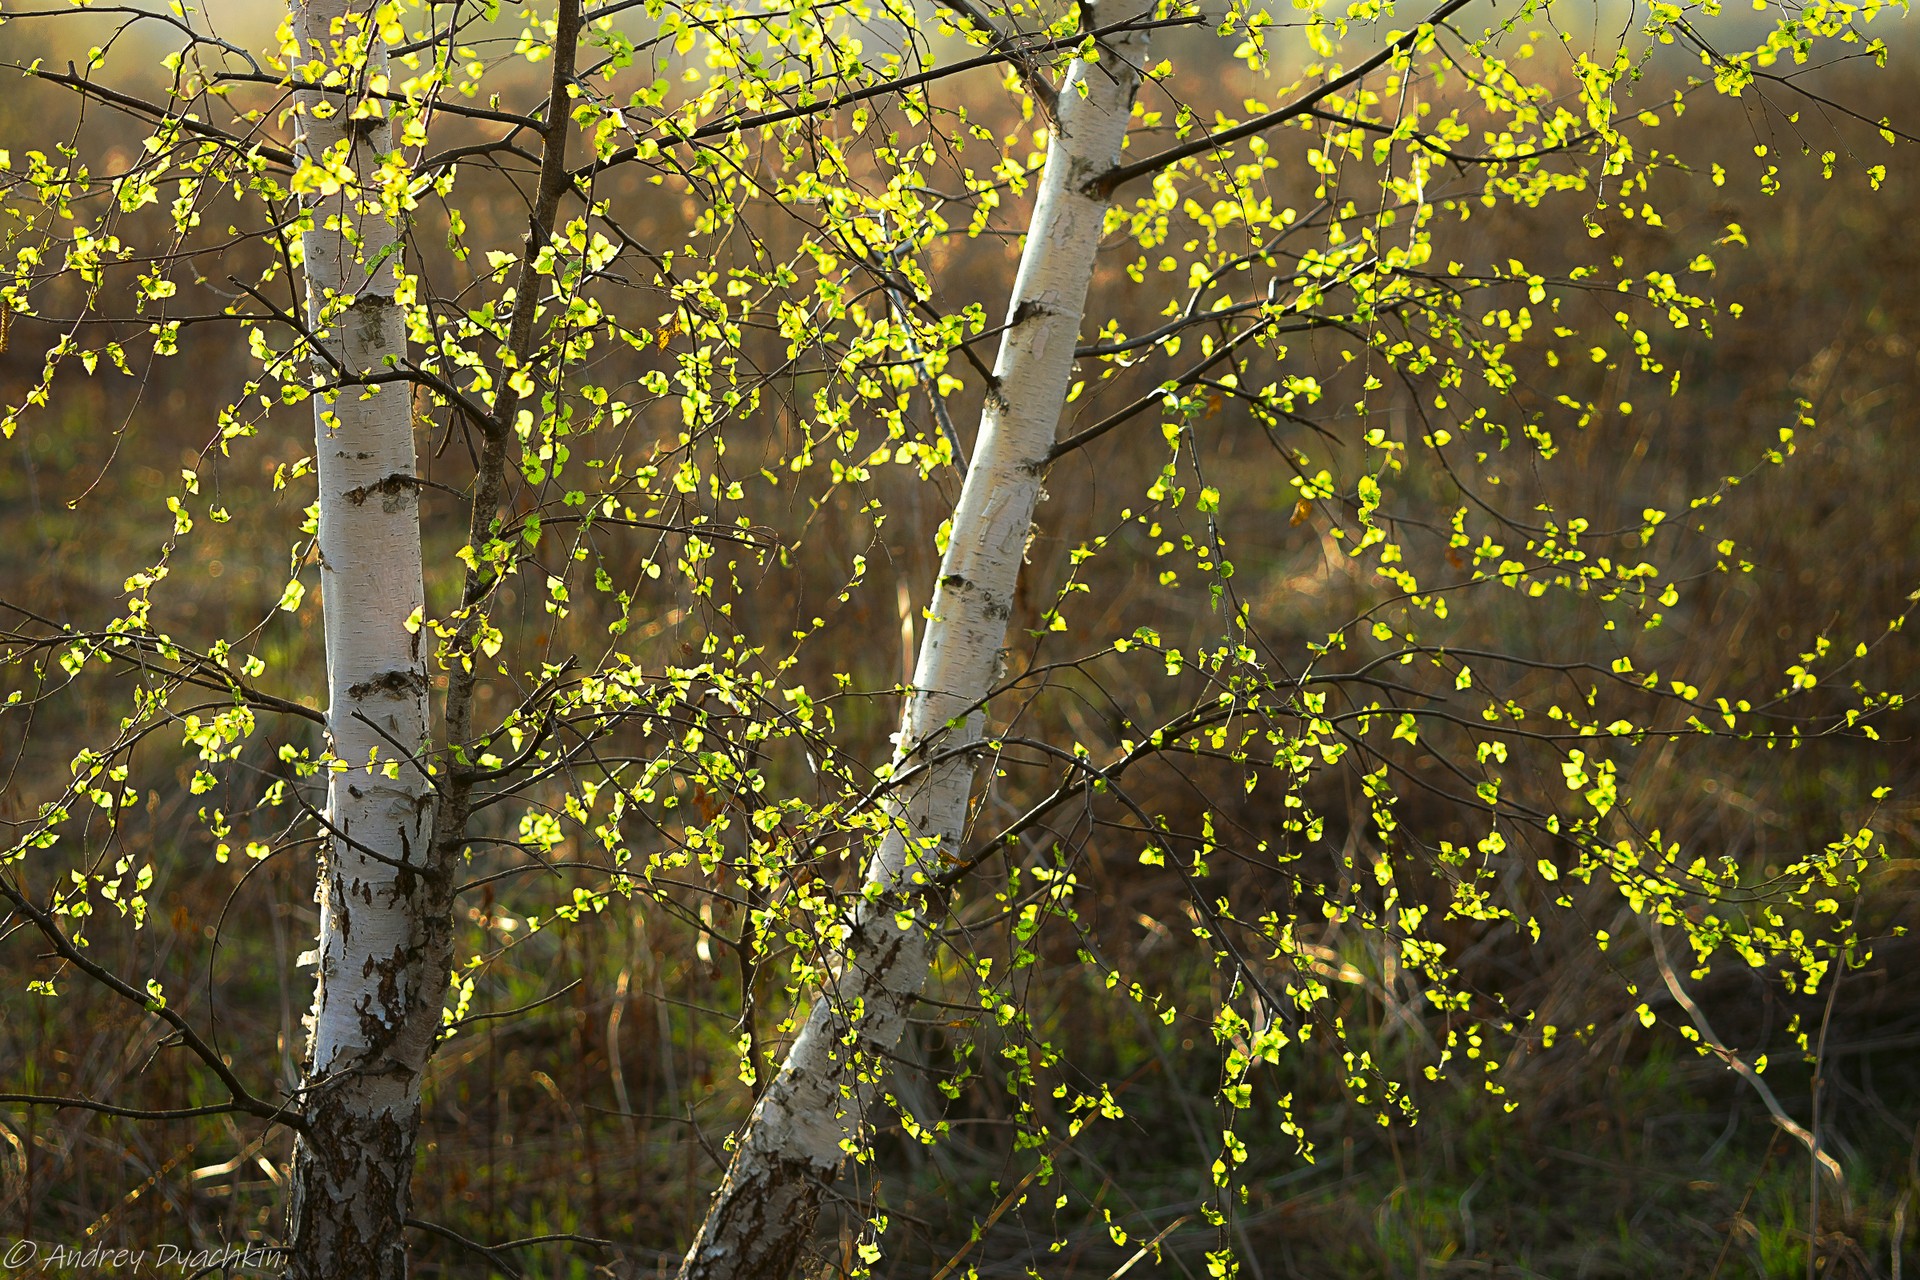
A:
<box><xmin>1644</xmin><ymin>917</ymin><xmax>1846</xmax><ymax>1200</ymax></box>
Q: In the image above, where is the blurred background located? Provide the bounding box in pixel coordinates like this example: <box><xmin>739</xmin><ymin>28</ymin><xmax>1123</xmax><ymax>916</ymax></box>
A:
<box><xmin>1</xmin><ymin>3</ymin><xmax>1917</xmax><ymax>1276</ymax></box>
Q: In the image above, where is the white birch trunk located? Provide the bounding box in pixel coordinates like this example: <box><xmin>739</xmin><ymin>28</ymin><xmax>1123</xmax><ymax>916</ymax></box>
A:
<box><xmin>283</xmin><ymin>4</ymin><xmax>444</xmax><ymax>1276</ymax></box>
<box><xmin>679</xmin><ymin>22</ymin><xmax>1153</xmax><ymax>1280</ymax></box>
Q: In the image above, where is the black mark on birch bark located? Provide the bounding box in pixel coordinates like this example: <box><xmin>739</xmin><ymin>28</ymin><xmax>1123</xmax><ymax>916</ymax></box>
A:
<box><xmin>347</xmin><ymin>668</ymin><xmax>427</xmax><ymax>700</ymax></box>
<box><xmin>343</xmin><ymin>474</ymin><xmax>422</xmax><ymax>511</ymax></box>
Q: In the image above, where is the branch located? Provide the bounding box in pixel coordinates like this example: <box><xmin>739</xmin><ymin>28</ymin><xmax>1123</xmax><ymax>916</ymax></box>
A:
<box><xmin>214</xmin><ymin>71</ymin><xmax>542</xmax><ymax>130</ymax></box>
<box><xmin>1643</xmin><ymin>916</ymin><xmax>1848</xmax><ymax>1200</ymax></box>
<box><xmin>0</xmin><ymin>1095</ymin><xmax>262</xmax><ymax>1123</ymax></box>
<box><xmin>444</xmin><ymin>979</ymin><xmax>583</xmax><ymax>1032</ymax></box>
<box><xmin>572</xmin><ymin>14</ymin><xmax>1199</xmax><ymax>180</ymax></box>
<box><xmin>229</xmin><ymin>278</ymin><xmax>498</xmax><ymax>430</ymax></box>
<box><xmin>1074</xmin><ymin>291</ymin><xmax>1274</xmax><ymax>359</ymax></box>
<box><xmin>1047</xmin><ymin>314</ymin><xmax>1282</xmax><ymax>461</ymax></box>
<box><xmin>931</xmin><ymin>0</ymin><xmax>1057</xmax><ymax>115</ymax></box>
<box><xmin>0</xmin><ymin>872</ymin><xmax>302</xmax><ymax>1132</ymax></box>
<box><xmin>405</xmin><ymin>1219</ymin><xmax>523</xmax><ymax>1279</ymax></box>
<box><xmin>0</xmin><ymin>605</ymin><xmax>326</xmax><ymax>725</ymax></box>
<box><xmin>1092</xmin><ymin>0</ymin><xmax>1474</xmax><ymax>195</ymax></box>
<box><xmin>27</xmin><ymin>64</ymin><xmax>295</xmax><ymax>169</ymax></box>
<box><xmin>431</xmin><ymin>0</ymin><xmax>584</xmax><ymax>862</ymax></box>
<box><xmin>1</xmin><ymin>6</ymin><xmax>262</xmax><ymax>71</ymax></box>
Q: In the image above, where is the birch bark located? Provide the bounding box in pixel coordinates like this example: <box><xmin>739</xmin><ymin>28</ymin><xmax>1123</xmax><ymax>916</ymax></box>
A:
<box><xmin>283</xmin><ymin>4</ymin><xmax>444</xmax><ymax>1276</ymax></box>
<box><xmin>678</xmin><ymin>20</ymin><xmax>1154</xmax><ymax>1280</ymax></box>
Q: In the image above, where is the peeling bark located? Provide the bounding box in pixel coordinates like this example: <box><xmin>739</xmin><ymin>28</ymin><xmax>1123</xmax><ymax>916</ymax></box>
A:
<box><xmin>678</xmin><ymin>20</ymin><xmax>1154</xmax><ymax>1280</ymax></box>
<box><xmin>283</xmin><ymin>3</ymin><xmax>443</xmax><ymax>1277</ymax></box>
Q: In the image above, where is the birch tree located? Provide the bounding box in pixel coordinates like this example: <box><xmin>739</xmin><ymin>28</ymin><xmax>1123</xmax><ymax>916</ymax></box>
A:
<box><xmin>279</xmin><ymin>4</ymin><xmax>442</xmax><ymax>1272</ymax></box>
<box><xmin>287</xmin><ymin>2</ymin><xmax>587</xmax><ymax>1271</ymax></box>
<box><xmin>0</xmin><ymin>0</ymin><xmax>591</xmax><ymax>1269</ymax></box>
<box><xmin>677</xmin><ymin>14</ymin><xmax>1158</xmax><ymax>1275</ymax></box>
<box><xmin>0</xmin><ymin>0</ymin><xmax>1912</xmax><ymax>1276</ymax></box>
